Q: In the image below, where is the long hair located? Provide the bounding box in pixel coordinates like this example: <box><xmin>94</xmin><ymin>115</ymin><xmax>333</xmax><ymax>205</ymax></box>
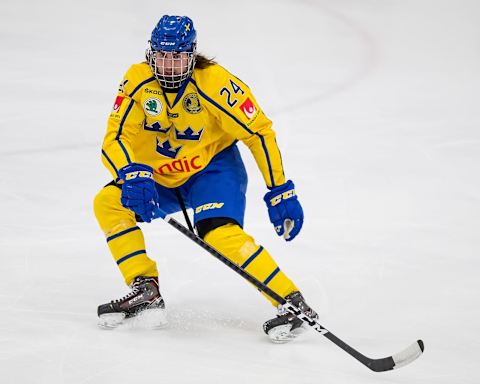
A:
<box><xmin>195</xmin><ymin>54</ymin><xmax>216</xmax><ymax>69</ymax></box>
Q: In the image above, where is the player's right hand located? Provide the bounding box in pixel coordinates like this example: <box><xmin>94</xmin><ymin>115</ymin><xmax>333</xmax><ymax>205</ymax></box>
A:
<box><xmin>118</xmin><ymin>163</ymin><xmax>159</xmax><ymax>223</ymax></box>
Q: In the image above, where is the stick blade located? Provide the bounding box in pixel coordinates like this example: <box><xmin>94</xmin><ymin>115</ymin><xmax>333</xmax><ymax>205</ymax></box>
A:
<box><xmin>391</xmin><ymin>339</ymin><xmax>424</xmax><ymax>370</ymax></box>
<box><xmin>368</xmin><ymin>339</ymin><xmax>424</xmax><ymax>372</ymax></box>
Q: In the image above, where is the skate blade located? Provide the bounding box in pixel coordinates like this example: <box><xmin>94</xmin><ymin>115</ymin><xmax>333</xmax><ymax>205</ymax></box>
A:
<box><xmin>98</xmin><ymin>313</ymin><xmax>126</xmax><ymax>329</ymax></box>
<box><xmin>267</xmin><ymin>324</ymin><xmax>297</xmax><ymax>344</ymax></box>
<box><xmin>128</xmin><ymin>307</ymin><xmax>168</xmax><ymax>330</ymax></box>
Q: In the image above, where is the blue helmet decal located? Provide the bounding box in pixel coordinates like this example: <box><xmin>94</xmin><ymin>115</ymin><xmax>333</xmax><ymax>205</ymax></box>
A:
<box><xmin>150</xmin><ymin>15</ymin><xmax>197</xmax><ymax>52</ymax></box>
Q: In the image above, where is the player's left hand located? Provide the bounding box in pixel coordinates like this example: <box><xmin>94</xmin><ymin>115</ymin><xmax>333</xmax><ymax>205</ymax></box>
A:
<box><xmin>263</xmin><ymin>180</ymin><xmax>304</xmax><ymax>241</ymax></box>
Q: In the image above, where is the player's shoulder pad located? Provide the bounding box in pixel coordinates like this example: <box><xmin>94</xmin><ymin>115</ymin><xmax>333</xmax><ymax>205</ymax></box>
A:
<box><xmin>119</xmin><ymin>62</ymin><xmax>156</xmax><ymax>98</ymax></box>
<box><xmin>193</xmin><ymin>63</ymin><xmax>251</xmax><ymax>98</ymax></box>
<box><xmin>192</xmin><ymin>63</ymin><xmax>268</xmax><ymax>130</ymax></box>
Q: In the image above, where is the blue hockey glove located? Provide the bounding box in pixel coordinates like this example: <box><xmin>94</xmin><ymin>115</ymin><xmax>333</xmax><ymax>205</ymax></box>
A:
<box><xmin>263</xmin><ymin>180</ymin><xmax>304</xmax><ymax>241</ymax></box>
<box><xmin>118</xmin><ymin>163</ymin><xmax>159</xmax><ymax>223</ymax></box>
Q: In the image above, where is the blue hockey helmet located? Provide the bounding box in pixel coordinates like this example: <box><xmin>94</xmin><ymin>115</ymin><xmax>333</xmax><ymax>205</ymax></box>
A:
<box><xmin>150</xmin><ymin>15</ymin><xmax>197</xmax><ymax>52</ymax></box>
<box><xmin>147</xmin><ymin>15</ymin><xmax>197</xmax><ymax>89</ymax></box>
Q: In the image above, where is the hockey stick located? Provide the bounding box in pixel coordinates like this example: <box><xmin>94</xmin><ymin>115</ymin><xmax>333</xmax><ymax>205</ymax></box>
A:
<box><xmin>152</xmin><ymin>206</ymin><xmax>424</xmax><ymax>372</ymax></box>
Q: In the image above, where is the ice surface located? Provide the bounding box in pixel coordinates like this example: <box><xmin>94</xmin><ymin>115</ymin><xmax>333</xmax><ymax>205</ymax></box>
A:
<box><xmin>1</xmin><ymin>0</ymin><xmax>479</xmax><ymax>383</ymax></box>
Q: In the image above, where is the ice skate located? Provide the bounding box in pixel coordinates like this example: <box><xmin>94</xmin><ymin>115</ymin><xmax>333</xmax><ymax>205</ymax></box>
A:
<box><xmin>97</xmin><ymin>276</ymin><xmax>167</xmax><ymax>329</ymax></box>
<box><xmin>263</xmin><ymin>291</ymin><xmax>318</xmax><ymax>343</ymax></box>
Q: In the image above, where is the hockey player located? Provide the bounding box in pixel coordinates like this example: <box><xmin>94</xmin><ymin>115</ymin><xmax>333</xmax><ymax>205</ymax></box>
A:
<box><xmin>94</xmin><ymin>15</ymin><xmax>317</xmax><ymax>342</ymax></box>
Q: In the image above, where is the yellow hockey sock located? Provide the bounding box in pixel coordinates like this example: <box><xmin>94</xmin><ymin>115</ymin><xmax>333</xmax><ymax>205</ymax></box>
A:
<box><xmin>204</xmin><ymin>223</ymin><xmax>298</xmax><ymax>306</ymax></box>
<box><xmin>94</xmin><ymin>185</ymin><xmax>158</xmax><ymax>285</ymax></box>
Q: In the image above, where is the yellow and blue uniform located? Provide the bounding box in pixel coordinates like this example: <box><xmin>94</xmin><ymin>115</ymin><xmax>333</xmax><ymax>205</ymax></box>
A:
<box><xmin>102</xmin><ymin>62</ymin><xmax>285</xmax><ymax>188</ymax></box>
<box><xmin>94</xmin><ymin>62</ymin><xmax>298</xmax><ymax>305</ymax></box>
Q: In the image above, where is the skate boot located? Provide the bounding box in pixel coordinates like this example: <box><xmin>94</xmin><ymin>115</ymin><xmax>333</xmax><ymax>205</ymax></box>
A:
<box><xmin>263</xmin><ymin>291</ymin><xmax>318</xmax><ymax>343</ymax></box>
<box><xmin>97</xmin><ymin>276</ymin><xmax>166</xmax><ymax>329</ymax></box>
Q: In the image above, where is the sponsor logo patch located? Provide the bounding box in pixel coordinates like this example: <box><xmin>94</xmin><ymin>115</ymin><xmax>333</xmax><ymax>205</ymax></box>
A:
<box><xmin>144</xmin><ymin>98</ymin><xmax>163</xmax><ymax>116</ymax></box>
<box><xmin>145</xmin><ymin>88</ymin><xmax>162</xmax><ymax>95</ymax></box>
<box><xmin>113</xmin><ymin>96</ymin><xmax>125</xmax><ymax>112</ymax></box>
<box><xmin>157</xmin><ymin>156</ymin><xmax>203</xmax><ymax>175</ymax></box>
<box><xmin>239</xmin><ymin>97</ymin><xmax>257</xmax><ymax>119</ymax></box>
<box><xmin>183</xmin><ymin>93</ymin><xmax>202</xmax><ymax>114</ymax></box>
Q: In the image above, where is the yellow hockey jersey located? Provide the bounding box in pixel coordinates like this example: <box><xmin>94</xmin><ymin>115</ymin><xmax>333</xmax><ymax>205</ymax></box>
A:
<box><xmin>101</xmin><ymin>62</ymin><xmax>286</xmax><ymax>189</ymax></box>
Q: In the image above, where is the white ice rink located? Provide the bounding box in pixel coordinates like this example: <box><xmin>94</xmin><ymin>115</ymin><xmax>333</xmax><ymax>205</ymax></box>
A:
<box><xmin>1</xmin><ymin>0</ymin><xmax>479</xmax><ymax>383</ymax></box>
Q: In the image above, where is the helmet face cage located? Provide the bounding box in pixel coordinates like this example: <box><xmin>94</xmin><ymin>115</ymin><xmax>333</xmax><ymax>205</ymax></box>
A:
<box><xmin>146</xmin><ymin>46</ymin><xmax>196</xmax><ymax>89</ymax></box>
<box><xmin>147</xmin><ymin>15</ymin><xmax>197</xmax><ymax>89</ymax></box>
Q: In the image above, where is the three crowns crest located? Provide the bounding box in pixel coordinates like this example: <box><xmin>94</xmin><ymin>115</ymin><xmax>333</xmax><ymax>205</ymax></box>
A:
<box><xmin>175</xmin><ymin>126</ymin><xmax>203</xmax><ymax>141</ymax></box>
<box><xmin>156</xmin><ymin>138</ymin><xmax>182</xmax><ymax>159</ymax></box>
<box><xmin>152</xmin><ymin>125</ymin><xmax>204</xmax><ymax>159</ymax></box>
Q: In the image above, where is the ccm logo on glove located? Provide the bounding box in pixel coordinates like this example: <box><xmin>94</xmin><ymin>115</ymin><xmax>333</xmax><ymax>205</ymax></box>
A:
<box><xmin>118</xmin><ymin>163</ymin><xmax>159</xmax><ymax>223</ymax></box>
<box><xmin>268</xmin><ymin>189</ymin><xmax>296</xmax><ymax>207</ymax></box>
<box><xmin>123</xmin><ymin>170</ymin><xmax>153</xmax><ymax>180</ymax></box>
<box><xmin>263</xmin><ymin>180</ymin><xmax>304</xmax><ymax>241</ymax></box>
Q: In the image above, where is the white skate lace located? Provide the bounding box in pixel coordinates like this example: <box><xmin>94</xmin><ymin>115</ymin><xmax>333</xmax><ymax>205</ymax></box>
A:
<box><xmin>112</xmin><ymin>281</ymin><xmax>142</xmax><ymax>304</ymax></box>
